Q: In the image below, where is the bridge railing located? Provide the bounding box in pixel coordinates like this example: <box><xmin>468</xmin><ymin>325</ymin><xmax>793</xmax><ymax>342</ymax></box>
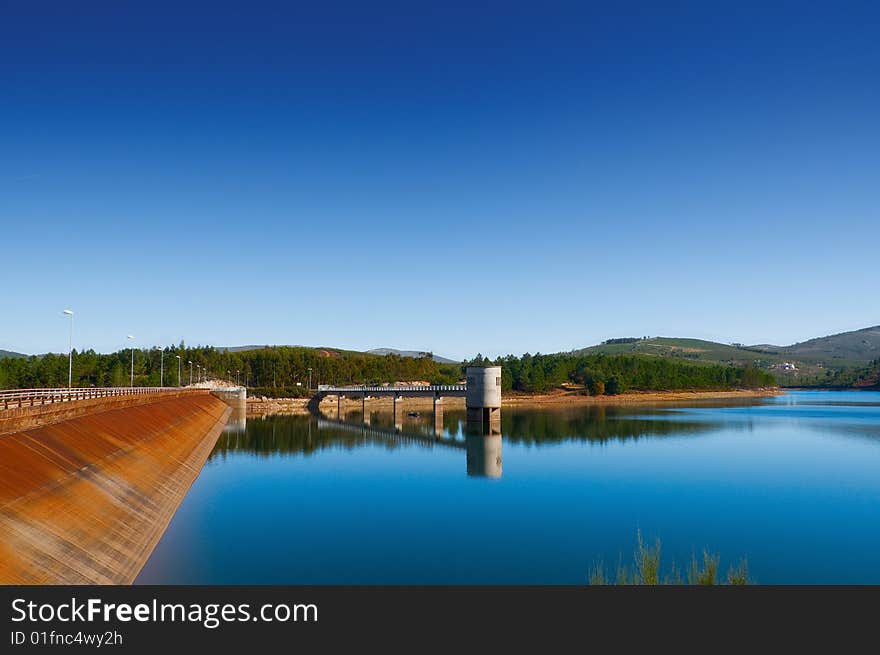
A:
<box><xmin>318</xmin><ymin>385</ymin><xmax>467</xmax><ymax>393</ymax></box>
<box><xmin>0</xmin><ymin>386</ymin><xmax>202</xmax><ymax>410</ymax></box>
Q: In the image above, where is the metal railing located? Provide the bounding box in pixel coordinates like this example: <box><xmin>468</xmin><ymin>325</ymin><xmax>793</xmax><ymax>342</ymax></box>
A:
<box><xmin>317</xmin><ymin>385</ymin><xmax>467</xmax><ymax>393</ymax></box>
<box><xmin>0</xmin><ymin>386</ymin><xmax>202</xmax><ymax>410</ymax></box>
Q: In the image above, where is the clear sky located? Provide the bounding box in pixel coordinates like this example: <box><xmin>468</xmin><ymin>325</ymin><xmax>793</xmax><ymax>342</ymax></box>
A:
<box><xmin>2</xmin><ymin>1</ymin><xmax>877</xmax><ymax>360</ymax></box>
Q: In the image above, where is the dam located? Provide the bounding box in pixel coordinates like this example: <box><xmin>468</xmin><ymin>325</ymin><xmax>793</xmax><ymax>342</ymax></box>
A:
<box><xmin>0</xmin><ymin>369</ymin><xmax>500</xmax><ymax>584</ymax></box>
<box><xmin>0</xmin><ymin>386</ymin><xmax>243</xmax><ymax>584</ymax></box>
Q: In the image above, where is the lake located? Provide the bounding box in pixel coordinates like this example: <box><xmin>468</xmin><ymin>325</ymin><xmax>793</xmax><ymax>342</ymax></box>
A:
<box><xmin>136</xmin><ymin>390</ymin><xmax>880</xmax><ymax>584</ymax></box>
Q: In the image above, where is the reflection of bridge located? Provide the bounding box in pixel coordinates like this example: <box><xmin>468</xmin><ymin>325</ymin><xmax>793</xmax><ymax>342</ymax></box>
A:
<box><xmin>317</xmin><ymin>418</ymin><xmax>464</xmax><ymax>450</ymax></box>
<box><xmin>317</xmin><ymin>417</ymin><xmax>502</xmax><ymax>478</ymax></box>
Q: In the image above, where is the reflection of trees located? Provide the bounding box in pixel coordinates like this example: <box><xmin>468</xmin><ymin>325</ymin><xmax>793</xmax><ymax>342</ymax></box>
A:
<box><xmin>209</xmin><ymin>415</ymin><xmax>422</xmax><ymax>461</ymax></box>
<box><xmin>210</xmin><ymin>407</ymin><xmax>725</xmax><ymax>460</ymax></box>
<box><xmin>495</xmin><ymin>407</ymin><xmax>723</xmax><ymax>446</ymax></box>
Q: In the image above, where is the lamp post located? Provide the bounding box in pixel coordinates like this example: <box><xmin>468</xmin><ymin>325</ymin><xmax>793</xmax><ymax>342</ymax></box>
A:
<box><xmin>176</xmin><ymin>355</ymin><xmax>181</xmax><ymax>387</ymax></box>
<box><xmin>127</xmin><ymin>335</ymin><xmax>135</xmax><ymax>387</ymax></box>
<box><xmin>62</xmin><ymin>309</ymin><xmax>74</xmax><ymax>389</ymax></box>
<box><xmin>236</xmin><ymin>369</ymin><xmax>240</xmax><ymax>385</ymax></box>
<box><xmin>188</xmin><ymin>360</ymin><xmax>193</xmax><ymax>386</ymax></box>
<box><xmin>156</xmin><ymin>346</ymin><xmax>164</xmax><ymax>387</ymax></box>
<box><xmin>308</xmin><ymin>367</ymin><xmax>313</xmax><ymax>391</ymax></box>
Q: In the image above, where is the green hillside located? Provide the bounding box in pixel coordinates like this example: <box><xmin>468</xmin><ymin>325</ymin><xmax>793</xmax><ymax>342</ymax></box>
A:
<box><xmin>576</xmin><ymin>337</ymin><xmax>791</xmax><ymax>367</ymax></box>
<box><xmin>0</xmin><ymin>349</ymin><xmax>27</xmax><ymax>359</ymax></box>
<box><xmin>779</xmin><ymin>325</ymin><xmax>880</xmax><ymax>364</ymax></box>
<box><xmin>576</xmin><ymin>326</ymin><xmax>880</xmax><ymax>385</ymax></box>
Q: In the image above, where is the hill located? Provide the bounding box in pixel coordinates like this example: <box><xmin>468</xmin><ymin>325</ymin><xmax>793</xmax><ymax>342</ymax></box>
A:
<box><xmin>221</xmin><ymin>344</ymin><xmax>457</xmax><ymax>363</ymax></box>
<box><xmin>0</xmin><ymin>349</ymin><xmax>27</xmax><ymax>359</ymax></box>
<box><xmin>366</xmin><ymin>348</ymin><xmax>457</xmax><ymax>364</ymax></box>
<box><xmin>574</xmin><ymin>325</ymin><xmax>880</xmax><ymax>383</ymax></box>
<box><xmin>775</xmin><ymin>325</ymin><xmax>880</xmax><ymax>364</ymax></box>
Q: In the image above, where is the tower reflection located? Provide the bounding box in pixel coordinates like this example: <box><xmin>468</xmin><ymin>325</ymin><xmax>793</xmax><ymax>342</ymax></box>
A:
<box><xmin>464</xmin><ymin>409</ymin><xmax>502</xmax><ymax>478</ymax></box>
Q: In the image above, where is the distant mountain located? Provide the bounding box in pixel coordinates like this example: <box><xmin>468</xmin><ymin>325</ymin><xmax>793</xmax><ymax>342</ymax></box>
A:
<box><xmin>0</xmin><ymin>349</ymin><xmax>27</xmax><ymax>359</ymax></box>
<box><xmin>218</xmin><ymin>344</ymin><xmax>458</xmax><ymax>363</ymax></box>
<box><xmin>575</xmin><ymin>325</ymin><xmax>880</xmax><ymax>374</ymax></box>
<box><xmin>367</xmin><ymin>348</ymin><xmax>458</xmax><ymax>364</ymax></box>
<box><xmin>220</xmin><ymin>345</ymin><xmax>294</xmax><ymax>353</ymax></box>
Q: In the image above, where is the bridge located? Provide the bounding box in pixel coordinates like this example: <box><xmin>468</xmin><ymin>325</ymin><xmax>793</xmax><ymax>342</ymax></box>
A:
<box><xmin>315</xmin><ymin>366</ymin><xmax>502</xmax><ymax>430</ymax></box>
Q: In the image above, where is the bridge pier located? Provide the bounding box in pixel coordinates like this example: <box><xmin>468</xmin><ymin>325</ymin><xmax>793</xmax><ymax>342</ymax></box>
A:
<box><xmin>336</xmin><ymin>394</ymin><xmax>345</xmax><ymax>420</ymax></box>
<box><xmin>362</xmin><ymin>394</ymin><xmax>370</xmax><ymax>425</ymax></box>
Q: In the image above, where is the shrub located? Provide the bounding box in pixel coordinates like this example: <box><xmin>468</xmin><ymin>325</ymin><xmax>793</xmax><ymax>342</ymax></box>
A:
<box><xmin>605</xmin><ymin>376</ymin><xmax>622</xmax><ymax>395</ymax></box>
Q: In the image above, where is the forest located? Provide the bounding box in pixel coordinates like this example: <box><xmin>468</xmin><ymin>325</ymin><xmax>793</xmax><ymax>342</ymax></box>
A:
<box><xmin>797</xmin><ymin>358</ymin><xmax>880</xmax><ymax>389</ymax></box>
<box><xmin>467</xmin><ymin>351</ymin><xmax>776</xmax><ymax>394</ymax></box>
<box><xmin>0</xmin><ymin>345</ymin><xmax>777</xmax><ymax>395</ymax></box>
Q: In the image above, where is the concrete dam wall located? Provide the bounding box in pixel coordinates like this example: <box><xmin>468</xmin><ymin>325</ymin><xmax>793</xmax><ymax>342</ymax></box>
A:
<box><xmin>0</xmin><ymin>391</ymin><xmax>231</xmax><ymax>584</ymax></box>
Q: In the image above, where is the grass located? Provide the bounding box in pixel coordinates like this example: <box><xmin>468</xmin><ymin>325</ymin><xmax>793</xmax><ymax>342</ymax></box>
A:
<box><xmin>588</xmin><ymin>530</ymin><xmax>751</xmax><ymax>585</ymax></box>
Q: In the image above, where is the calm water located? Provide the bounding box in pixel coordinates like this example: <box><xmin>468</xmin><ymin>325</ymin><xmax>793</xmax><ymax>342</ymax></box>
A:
<box><xmin>136</xmin><ymin>390</ymin><xmax>880</xmax><ymax>584</ymax></box>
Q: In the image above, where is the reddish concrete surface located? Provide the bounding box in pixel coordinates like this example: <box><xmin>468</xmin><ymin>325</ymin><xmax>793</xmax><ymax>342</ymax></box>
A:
<box><xmin>0</xmin><ymin>393</ymin><xmax>231</xmax><ymax>584</ymax></box>
<box><xmin>0</xmin><ymin>389</ymin><xmax>207</xmax><ymax>436</ymax></box>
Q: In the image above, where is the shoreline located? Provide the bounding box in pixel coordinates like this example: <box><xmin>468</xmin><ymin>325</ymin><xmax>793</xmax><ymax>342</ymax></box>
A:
<box><xmin>244</xmin><ymin>388</ymin><xmax>782</xmax><ymax>416</ymax></box>
<box><xmin>500</xmin><ymin>388</ymin><xmax>782</xmax><ymax>407</ymax></box>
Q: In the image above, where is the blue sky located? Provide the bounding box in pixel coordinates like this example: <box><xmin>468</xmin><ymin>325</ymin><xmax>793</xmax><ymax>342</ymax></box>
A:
<box><xmin>2</xmin><ymin>1</ymin><xmax>878</xmax><ymax>359</ymax></box>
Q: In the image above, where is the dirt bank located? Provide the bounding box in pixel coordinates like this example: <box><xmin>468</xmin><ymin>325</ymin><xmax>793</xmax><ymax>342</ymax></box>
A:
<box><xmin>501</xmin><ymin>388</ymin><xmax>781</xmax><ymax>407</ymax></box>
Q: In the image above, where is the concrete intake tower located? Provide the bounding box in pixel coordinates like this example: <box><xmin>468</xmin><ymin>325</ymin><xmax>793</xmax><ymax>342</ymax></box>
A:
<box><xmin>465</xmin><ymin>365</ymin><xmax>502</xmax><ymax>426</ymax></box>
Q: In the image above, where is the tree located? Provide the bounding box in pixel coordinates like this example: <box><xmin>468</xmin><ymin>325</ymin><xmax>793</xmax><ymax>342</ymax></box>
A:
<box><xmin>590</xmin><ymin>380</ymin><xmax>605</xmax><ymax>396</ymax></box>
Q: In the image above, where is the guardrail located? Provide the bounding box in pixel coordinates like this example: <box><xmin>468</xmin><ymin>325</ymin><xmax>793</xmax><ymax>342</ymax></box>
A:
<box><xmin>317</xmin><ymin>385</ymin><xmax>467</xmax><ymax>393</ymax></box>
<box><xmin>0</xmin><ymin>387</ymin><xmax>201</xmax><ymax>410</ymax></box>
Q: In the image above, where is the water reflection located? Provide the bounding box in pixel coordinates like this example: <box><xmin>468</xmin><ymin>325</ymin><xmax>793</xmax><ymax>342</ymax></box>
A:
<box><xmin>466</xmin><ymin>434</ymin><xmax>502</xmax><ymax>478</ymax></box>
<box><xmin>141</xmin><ymin>391</ymin><xmax>880</xmax><ymax>584</ymax></box>
<box><xmin>222</xmin><ymin>404</ymin><xmax>247</xmax><ymax>435</ymax></box>
<box><xmin>211</xmin><ymin>404</ymin><xmax>729</xmax><ymax>480</ymax></box>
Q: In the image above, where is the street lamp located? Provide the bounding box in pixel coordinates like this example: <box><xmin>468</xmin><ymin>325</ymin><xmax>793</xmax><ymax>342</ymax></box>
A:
<box><xmin>175</xmin><ymin>355</ymin><xmax>181</xmax><ymax>387</ymax></box>
<box><xmin>62</xmin><ymin>310</ymin><xmax>74</xmax><ymax>389</ymax></box>
<box><xmin>188</xmin><ymin>360</ymin><xmax>193</xmax><ymax>386</ymax></box>
<box><xmin>308</xmin><ymin>367</ymin><xmax>313</xmax><ymax>391</ymax></box>
<box><xmin>155</xmin><ymin>346</ymin><xmax>164</xmax><ymax>387</ymax></box>
<box><xmin>127</xmin><ymin>335</ymin><xmax>136</xmax><ymax>387</ymax></box>
<box><xmin>236</xmin><ymin>369</ymin><xmax>240</xmax><ymax>385</ymax></box>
